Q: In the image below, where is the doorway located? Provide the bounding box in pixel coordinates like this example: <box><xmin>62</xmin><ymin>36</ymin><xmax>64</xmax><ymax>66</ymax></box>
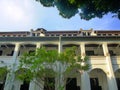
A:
<box><xmin>66</xmin><ymin>78</ymin><xmax>80</xmax><ymax>90</ymax></box>
<box><xmin>89</xmin><ymin>69</ymin><xmax>108</xmax><ymax>90</ymax></box>
<box><xmin>90</xmin><ymin>78</ymin><xmax>102</xmax><ymax>90</ymax></box>
<box><xmin>20</xmin><ymin>80</ymin><xmax>29</xmax><ymax>90</ymax></box>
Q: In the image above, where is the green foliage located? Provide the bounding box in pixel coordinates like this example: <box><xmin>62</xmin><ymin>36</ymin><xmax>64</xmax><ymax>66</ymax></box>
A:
<box><xmin>18</xmin><ymin>46</ymin><xmax>89</xmax><ymax>89</ymax></box>
<box><xmin>36</xmin><ymin>0</ymin><xmax>120</xmax><ymax>20</ymax></box>
<box><xmin>0</xmin><ymin>67</ymin><xmax>7</xmax><ymax>81</ymax></box>
<box><xmin>36</xmin><ymin>68</ymin><xmax>57</xmax><ymax>78</ymax></box>
<box><xmin>44</xmin><ymin>77</ymin><xmax>55</xmax><ymax>90</ymax></box>
<box><xmin>55</xmin><ymin>0</ymin><xmax>78</xmax><ymax>18</ymax></box>
<box><xmin>0</xmin><ymin>67</ymin><xmax>7</xmax><ymax>78</ymax></box>
<box><xmin>58</xmin><ymin>46</ymin><xmax>76</xmax><ymax>63</ymax></box>
<box><xmin>36</xmin><ymin>0</ymin><xmax>54</xmax><ymax>7</ymax></box>
<box><xmin>15</xmin><ymin>68</ymin><xmax>33</xmax><ymax>83</ymax></box>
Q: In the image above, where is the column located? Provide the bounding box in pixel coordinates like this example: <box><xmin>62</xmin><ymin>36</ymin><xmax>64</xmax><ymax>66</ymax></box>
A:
<box><xmin>81</xmin><ymin>72</ymin><xmax>90</xmax><ymax>90</ymax></box>
<box><xmin>36</xmin><ymin>43</ymin><xmax>41</xmax><ymax>49</ymax></box>
<box><xmin>80</xmin><ymin>43</ymin><xmax>85</xmax><ymax>59</ymax></box>
<box><xmin>29</xmin><ymin>43</ymin><xmax>43</xmax><ymax>90</ymax></box>
<box><xmin>58</xmin><ymin>36</ymin><xmax>62</xmax><ymax>53</ymax></box>
<box><xmin>54</xmin><ymin>62</ymin><xmax>65</xmax><ymax>90</ymax></box>
<box><xmin>29</xmin><ymin>79</ymin><xmax>44</xmax><ymax>90</ymax></box>
<box><xmin>102</xmin><ymin>43</ymin><xmax>118</xmax><ymax>90</ymax></box>
<box><xmin>36</xmin><ymin>43</ymin><xmax>41</xmax><ymax>54</ymax></box>
<box><xmin>55</xmin><ymin>74</ymin><xmax>64</xmax><ymax>90</ymax></box>
<box><xmin>4</xmin><ymin>43</ymin><xmax>20</xmax><ymax>90</ymax></box>
<box><xmin>80</xmin><ymin>43</ymin><xmax>90</xmax><ymax>90</ymax></box>
<box><xmin>13</xmin><ymin>43</ymin><xmax>20</xmax><ymax>62</ymax></box>
<box><xmin>14</xmin><ymin>80</ymin><xmax>22</xmax><ymax>90</ymax></box>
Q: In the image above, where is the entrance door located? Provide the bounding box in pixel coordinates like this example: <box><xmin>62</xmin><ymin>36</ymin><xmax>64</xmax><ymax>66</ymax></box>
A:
<box><xmin>116</xmin><ymin>78</ymin><xmax>120</xmax><ymax>90</ymax></box>
<box><xmin>20</xmin><ymin>81</ymin><xmax>29</xmax><ymax>90</ymax></box>
<box><xmin>66</xmin><ymin>78</ymin><xmax>79</xmax><ymax>90</ymax></box>
<box><xmin>90</xmin><ymin>78</ymin><xmax>102</xmax><ymax>90</ymax></box>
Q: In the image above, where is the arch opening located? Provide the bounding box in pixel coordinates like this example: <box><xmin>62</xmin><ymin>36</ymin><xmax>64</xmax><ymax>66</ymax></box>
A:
<box><xmin>89</xmin><ymin>68</ymin><xmax>108</xmax><ymax>90</ymax></box>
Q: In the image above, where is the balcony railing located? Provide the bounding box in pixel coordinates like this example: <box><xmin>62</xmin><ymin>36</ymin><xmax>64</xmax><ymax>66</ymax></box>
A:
<box><xmin>89</xmin><ymin>56</ymin><xmax>106</xmax><ymax>65</ymax></box>
<box><xmin>0</xmin><ymin>56</ymin><xmax>14</xmax><ymax>65</ymax></box>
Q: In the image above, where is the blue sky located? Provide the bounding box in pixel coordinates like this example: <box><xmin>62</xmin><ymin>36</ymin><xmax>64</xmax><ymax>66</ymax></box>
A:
<box><xmin>0</xmin><ymin>0</ymin><xmax>120</xmax><ymax>31</ymax></box>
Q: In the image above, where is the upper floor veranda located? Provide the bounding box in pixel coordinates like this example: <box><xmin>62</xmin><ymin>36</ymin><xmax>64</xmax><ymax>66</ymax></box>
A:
<box><xmin>0</xmin><ymin>36</ymin><xmax>120</xmax><ymax>69</ymax></box>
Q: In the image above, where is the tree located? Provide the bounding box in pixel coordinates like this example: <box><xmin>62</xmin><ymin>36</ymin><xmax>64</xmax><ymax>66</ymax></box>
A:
<box><xmin>17</xmin><ymin>46</ymin><xmax>89</xmax><ymax>90</ymax></box>
<box><xmin>0</xmin><ymin>67</ymin><xmax>8</xmax><ymax>90</ymax></box>
<box><xmin>0</xmin><ymin>67</ymin><xmax>7</xmax><ymax>80</ymax></box>
<box><xmin>36</xmin><ymin>0</ymin><xmax>120</xmax><ymax>20</ymax></box>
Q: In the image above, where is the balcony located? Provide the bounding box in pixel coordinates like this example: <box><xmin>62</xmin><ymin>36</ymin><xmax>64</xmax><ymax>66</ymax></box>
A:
<box><xmin>89</xmin><ymin>56</ymin><xmax>106</xmax><ymax>65</ymax></box>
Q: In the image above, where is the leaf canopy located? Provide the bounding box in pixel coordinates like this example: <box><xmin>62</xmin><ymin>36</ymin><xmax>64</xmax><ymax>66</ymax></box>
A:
<box><xmin>36</xmin><ymin>0</ymin><xmax>120</xmax><ymax>20</ymax></box>
<box><xmin>18</xmin><ymin>46</ymin><xmax>89</xmax><ymax>83</ymax></box>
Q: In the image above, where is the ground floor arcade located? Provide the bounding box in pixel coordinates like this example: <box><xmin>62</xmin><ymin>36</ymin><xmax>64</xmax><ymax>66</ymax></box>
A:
<box><xmin>0</xmin><ymin>68</ymin><xmax>120</xmax><ymax>90</ymax></box>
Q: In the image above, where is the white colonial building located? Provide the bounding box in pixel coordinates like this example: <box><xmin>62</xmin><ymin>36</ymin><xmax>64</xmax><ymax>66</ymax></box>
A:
<box><xmin>0</xmin><ymin>28</ymin><xmax>120</xmax><ymax>90</ymax></box>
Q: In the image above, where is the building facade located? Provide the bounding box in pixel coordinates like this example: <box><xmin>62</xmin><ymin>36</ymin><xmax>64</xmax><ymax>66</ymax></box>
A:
<box><xmin>0</xmin><ymin>28</ymin><xmax>120</xmax><ymax>90</ymax></box>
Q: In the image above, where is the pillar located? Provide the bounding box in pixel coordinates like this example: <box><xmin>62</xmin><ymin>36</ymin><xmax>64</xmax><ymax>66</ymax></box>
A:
<box><xmin>54</xmin><ymin>62</ymin><xmax>65</xmax><ymax>90</ymax></box>
<box><xmin>4</xmin><ymin>43</ymin><xmax>20</xmax><ymax>90</ymax></box>
<box><xmin>29</xmin><ymin>43</ymin><xmax>43</xmax><ymax>90</ymax></box>
<box><xmin>102</xmin><ymin>43</ymin><xmax>118</xmax><ymax>90</ymax></box>
<box><xmin>58</xmin><ymin>36</ymin><xmax>62</xmax><ymax>53</ymax></box>
<box><xmin>36</xmin><ymin>43</ymin><xmax>41</xmax><ymax>49</ymax></box>
<box><xmin>80</xmin><ymin>43</ymin><xmax>90</xmax><ymax>90</ymax></box>
<box><xmin>13</xmin><ymin>79</ymin><xmax>22</xmax><ymax>90</ymax></box>
<box><xmin>29</xmin><ymin>79</ymin><xmax>44</xmax><ymax>90</ymax></box>
<box><xmin>55</xmin><ymin>74</ymin><xmax>64</xmax><ymax>90</ymax></box>
<box><xmin>81</xmin><ymin>72</ymin><xmax>90</xmax><ymax>90</ymax></box>
<box><xmin>80</xmin><ymin>43</ymin><xmax>85</xmax><ymax>59</ymax></box>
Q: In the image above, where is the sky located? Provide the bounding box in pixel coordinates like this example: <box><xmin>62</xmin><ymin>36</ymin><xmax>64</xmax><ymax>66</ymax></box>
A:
<box><xmin>0</xmin><ymin>0</ymin><xmax>120</xmax><ymax>31</ymax></box>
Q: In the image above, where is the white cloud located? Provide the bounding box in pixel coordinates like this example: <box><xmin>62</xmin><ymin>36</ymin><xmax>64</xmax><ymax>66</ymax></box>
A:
<box><xmin>4</xmin><ymin>4</ymin><xmax>24</xmax><ymax>22</ymax></box>
<box><xmin>1</xmin><ymin>1</ymin><xmax>23</xmax><ymax>22</ymax></box>
<box><xmin>0</xmin><ymin>0</ymin><xmax>38</xmax><ymax>31</ymax></box>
